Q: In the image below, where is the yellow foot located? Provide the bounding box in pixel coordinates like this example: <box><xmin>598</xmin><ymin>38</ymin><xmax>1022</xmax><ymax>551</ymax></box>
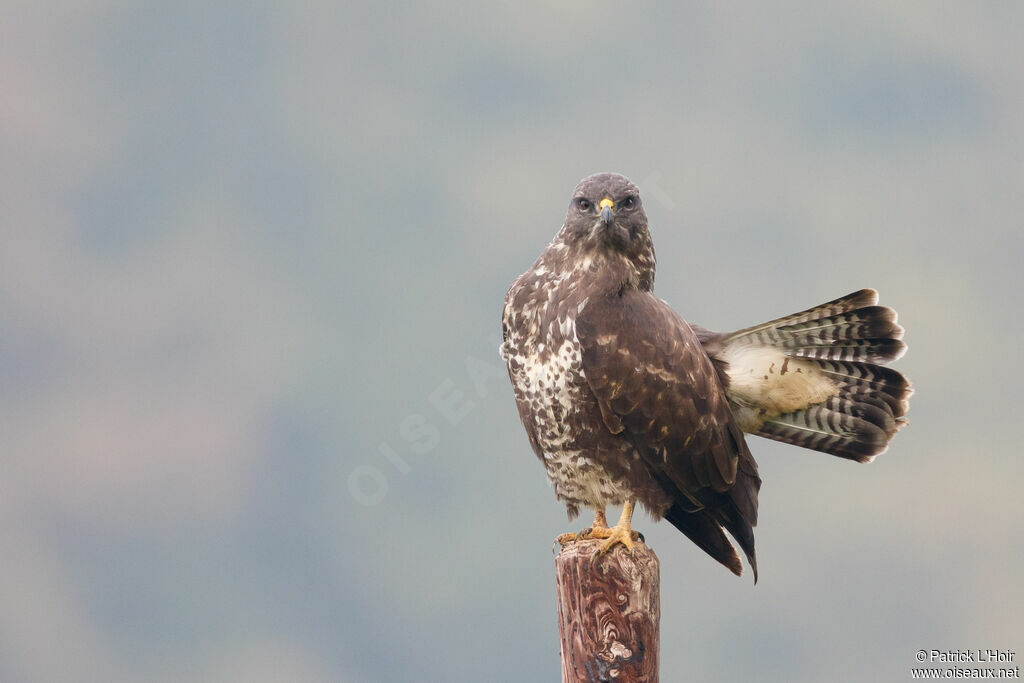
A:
<box><xmin>552</xmin><ymin>524</ymin><xmax>645</xmax><ymax>557</ymax></box>
<box><xmin>555</xmin><ymin>526</ymin><xmax>605</xmax><ymax>547</ymax></box>
<box><xmin>592</xmin><ymin>501</ymin><xmax>642</xmax><ymax>563</ymax></box>
<box><xmin>555</xmin><ymin>531</ymin><xmax>582</xmax><ymax>547</ymax></box>
<box><xmin>589</xmin><ymin>523</ymin><xmax>644</xmax><ymax>559</ymax></box>
<box><xmin>554</xmin><ymin>509</ymin><xmax>611</xmax><ymax>549</ymax></box>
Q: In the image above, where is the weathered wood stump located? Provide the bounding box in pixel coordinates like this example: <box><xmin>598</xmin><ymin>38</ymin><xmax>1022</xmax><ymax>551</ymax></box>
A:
<box><xmin>555</xmin><ymin>540</ymin><xmax>660</xmax><ymax>682</ymax></box>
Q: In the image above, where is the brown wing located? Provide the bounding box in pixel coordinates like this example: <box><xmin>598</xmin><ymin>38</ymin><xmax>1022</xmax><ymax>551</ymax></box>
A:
<box><xmin>576</xmin><ymin>290</ymin><xmax>762</xmax><ymax>579</ymax></box>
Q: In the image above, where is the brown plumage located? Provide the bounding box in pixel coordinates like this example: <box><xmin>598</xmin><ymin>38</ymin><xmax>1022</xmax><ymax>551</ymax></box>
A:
<box><xmin>501</xmin><ymin>173</ymin><xmax>911</xmax><ymax>580</ymax></box>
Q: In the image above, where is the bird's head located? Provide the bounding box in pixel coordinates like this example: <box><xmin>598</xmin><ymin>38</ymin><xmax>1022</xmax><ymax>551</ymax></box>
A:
<box><xmin>558</xmin><ymin>172</ymin><xmax>656</xmax><ymax>289</ymax></box>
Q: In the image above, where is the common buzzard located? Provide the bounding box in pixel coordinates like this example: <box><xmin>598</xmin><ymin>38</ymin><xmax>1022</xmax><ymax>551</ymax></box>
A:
<box><xmin>500</xmin><ymin>172</ymin><xmax>911</xmax><ymax>580</ymax></box>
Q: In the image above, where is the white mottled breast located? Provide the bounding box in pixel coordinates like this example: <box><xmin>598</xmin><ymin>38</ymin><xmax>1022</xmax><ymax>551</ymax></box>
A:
<box><xmin>503</xmin><ymin>300</ymin><xmax>585</xmax><ymax>454</ymax></box>
<box><xmin>502</xmin><ymin>265</ymin><xmax>627</xmax><ymax>511</ymax></box>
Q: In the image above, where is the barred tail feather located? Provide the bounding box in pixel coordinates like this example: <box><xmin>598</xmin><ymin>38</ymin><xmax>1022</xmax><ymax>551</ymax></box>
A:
<box><xmin>726</xmin><ymin>289</ymin><xmax>881</xmax><ymax>341</ymax></box>
<box><xmin>813</xmin><ymin>360</ymin><xmax>912</xmax><ymax>418</ymax></box>
<box><xmin>717</xmin><ymin>289</ymin><xmax>912</xmax><ymax>461</ymax></box>
<box><xmin>726</xmin><ymin>290</ymin><xmax>906</xmax><ymax>363</ymax></box>
<box><xmin>755</xmin><ymin>393</ymin><xmax>907</xmax><ymax>462</ymax></box>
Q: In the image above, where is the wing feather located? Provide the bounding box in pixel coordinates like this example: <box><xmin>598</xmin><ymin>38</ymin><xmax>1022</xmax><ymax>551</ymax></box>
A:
<box><xmin>576</xmin><ymin>290</ymin><xmax>761</xmax><ymax>578</ymax></box>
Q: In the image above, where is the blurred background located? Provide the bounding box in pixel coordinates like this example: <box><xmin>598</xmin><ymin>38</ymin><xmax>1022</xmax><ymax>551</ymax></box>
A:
<box><xmin>2</xmin><ymin>2</ymin><xmax>1021</xmax><ymax>681</ymax></box>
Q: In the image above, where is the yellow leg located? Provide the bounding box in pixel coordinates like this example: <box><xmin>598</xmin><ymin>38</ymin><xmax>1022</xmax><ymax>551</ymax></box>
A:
<box><xmin>555</xmin><ymin>508</ymin><xmax>610</xmax><ymax>547</ymax></box>
<box><xmin>590</xmin><ymin>500</ymin><xmax>641</xmax><ymax>558</ymax></box>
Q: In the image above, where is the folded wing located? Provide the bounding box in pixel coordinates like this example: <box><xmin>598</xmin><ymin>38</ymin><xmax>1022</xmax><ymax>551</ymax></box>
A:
<box><xmin>576</xmin><ymin>291</ymin><xmax>761</xmax><ymax>579</ymax></box>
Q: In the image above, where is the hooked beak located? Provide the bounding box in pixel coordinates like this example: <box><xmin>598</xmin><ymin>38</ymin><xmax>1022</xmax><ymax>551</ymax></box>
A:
<box><xmin>599</xmin><ymin>197</ymin><xmax>614</xmax><ymax>225</ymax></box>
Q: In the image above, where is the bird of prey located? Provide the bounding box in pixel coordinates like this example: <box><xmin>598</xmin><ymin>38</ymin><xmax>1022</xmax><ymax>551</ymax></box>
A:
<box><xmin>500</xmin><ymin>172</ymin><xmax>911</xmax><ymax>580</ymax></box>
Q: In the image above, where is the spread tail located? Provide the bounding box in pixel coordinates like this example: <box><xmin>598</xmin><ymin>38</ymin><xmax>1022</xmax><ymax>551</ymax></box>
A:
<box><xmin>710</xmin><ymin>289</ymin><xmax>912</xmax><ymax>462</ymax></box>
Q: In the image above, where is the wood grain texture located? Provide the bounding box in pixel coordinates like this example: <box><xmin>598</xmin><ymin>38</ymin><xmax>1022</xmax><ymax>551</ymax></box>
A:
<box><xmin>556</xmin><ymin>540</ymin><xmax>660</xmax><ymax>682</ymax></box>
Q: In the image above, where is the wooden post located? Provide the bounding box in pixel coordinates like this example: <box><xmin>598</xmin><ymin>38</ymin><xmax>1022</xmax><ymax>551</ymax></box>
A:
<box><xmin>555</xmin><ymin>540</ymin><xmax>660</xmax><ymax>682</ymax></box>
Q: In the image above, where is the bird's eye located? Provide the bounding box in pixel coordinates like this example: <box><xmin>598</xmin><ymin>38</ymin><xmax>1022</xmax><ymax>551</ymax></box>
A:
<box><xmin>621</xmin><ymin>195</ymin><xmax>638</xmax><ymax>210</ymax></box>
<box><xmin>575</xmin><ymin>198</ymin><xmax>592</xmax><ymax>212</ymax></box>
